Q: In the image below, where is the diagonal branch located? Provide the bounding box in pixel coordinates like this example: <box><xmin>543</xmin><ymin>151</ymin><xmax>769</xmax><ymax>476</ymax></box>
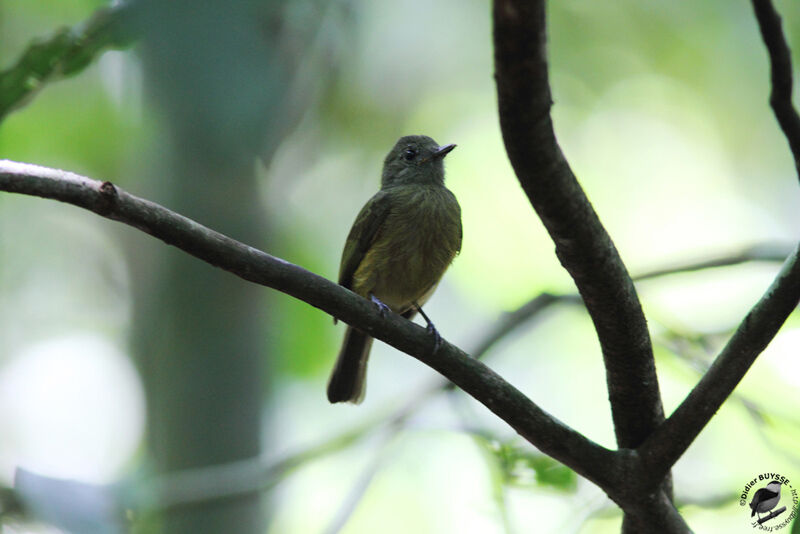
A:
<box><xmin>0</xmin><ymin>159</ymin><xmax>621</xmax><ymax>492</ymax></box>
<box><xmin>269</xmin><ymin>242</ymin><xmax>793</xmax><ymax>507</ymax></box>
<box><xmin>638</xmin><ymin>244</ymin><xmax>800</xmax><ymax>482</ymax></box>
<box><xmin>751</xmin><ymin>0</ymin><xmax>800</xmax><ymax>180</ymax></box>
<box><xmin>492</xmin><ymin>0</ymin><xmax>663</xmax><ymax>451</ymax></box>
<box><xmin>639</xmin><ymin>0</ymin><xmax>800</xmax><ymax>481</ymax></box>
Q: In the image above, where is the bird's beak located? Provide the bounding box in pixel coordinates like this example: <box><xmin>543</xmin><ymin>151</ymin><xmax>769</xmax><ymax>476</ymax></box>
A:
<box><xmin>431</xmin><ymin>143</ymin><xmax>456</xmax><ymax>159</ymax></box>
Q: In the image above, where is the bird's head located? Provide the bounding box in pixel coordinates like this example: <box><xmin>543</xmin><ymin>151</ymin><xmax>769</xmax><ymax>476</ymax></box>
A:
<box><xmin>381</xmin><ymin>135</ymin><xmax>456</xmax><ymax>188</ymax></box>
<box><xmin>768</xmin><ymin>481</ymin><xmax>783</xmax><ymax>492</ymax></box>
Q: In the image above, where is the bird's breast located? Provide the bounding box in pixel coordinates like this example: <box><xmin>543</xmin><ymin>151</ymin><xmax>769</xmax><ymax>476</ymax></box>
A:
<box><xmin>352</xmin><ymin>185</ymin><xmax>462</xmax><ymax>312</ymax></box>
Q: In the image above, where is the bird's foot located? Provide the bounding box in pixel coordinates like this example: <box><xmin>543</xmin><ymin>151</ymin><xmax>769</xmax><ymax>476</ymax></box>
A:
<box><xmin>370</xmin><ymin>294</ymin><xmax>391</xmax><ymax>318</ymax></box>
<box><xmin>414</xmin><ymin>302</ymin><xmax>442</xmax><ymax>354</ymax></box>
<box><xmin>426</xmin><ymin>322</ymin><xmax>442</xmax><ymax>353</ymax></box>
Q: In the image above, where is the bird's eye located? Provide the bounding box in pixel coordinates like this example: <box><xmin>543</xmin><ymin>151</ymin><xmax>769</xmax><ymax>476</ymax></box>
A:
<box><xmin>402</xmin><ymin>147</ymin><xmax>417</xmax><ymax>161</ymax></box>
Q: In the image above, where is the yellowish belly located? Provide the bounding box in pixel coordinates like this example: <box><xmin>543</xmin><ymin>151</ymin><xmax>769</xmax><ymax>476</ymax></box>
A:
<box><xmin>351</xmin><ymin>187</ymin><xmax>461</xmax><ymax>313</ymax></box>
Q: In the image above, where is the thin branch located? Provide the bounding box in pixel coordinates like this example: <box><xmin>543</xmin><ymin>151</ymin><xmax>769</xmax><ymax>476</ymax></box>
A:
<box><xmin>751</xmin><ymin>0</ymin><xmax>800</xmax><ymax>180</ymax></box>
<box><xmin>322</xmin><ymin>427</ymin><xmax>398</xmax><ymax>534</ymax></box>
<box><xmin>468</xmin><ymin>293</ymin><xmax>581</xmax><ymax>360</ymax></box>
<box><xmin>659</xmin><ymin>329</ymin><xmax>800</xmax><ymax>465</ymax></box>
<box><xmin>493</xmin><ymin>0</ymin><xmax>663</xmax><ymax>452</ymax></box>
<box><xmin>633</xmin><ymin>243</ymin><xmax>793</xmax><ymax>282</ymax></box>
<box><xmin>159</xmin><ymin>245</ymin><xmax>794</xmax><ymax>507</ymax></box>
<box><xmin>304</xmin><ymin>242</ymin><xmax>792</xmax><ymax>483</ymax></box>
<box><xmin>406</xmin><ymin>244</ymin><xmax>791</xmax><ymax>417</ymax></box>
<box><xmin>118</xmin><ymin>418</ymin><xmax>380</xmax><ymax>513</ymax></box>
<box><xmin>246</xmin><ymin>242</ymin><xmax>793</xmax><ymax>507</ymax></box>
<box><xmin>0</xmin><ymin>159</ymin><xmax>621</xmax><ymax>492</ymax></box>
<box><xmin>639</xmin><ymin>244</ymin><xmax>800</xmax><ymax>483</ymax></box>
<box><xmin>3</xmin><ymin>159</ymin><xmax>791</xmax><ymax>526</ymax></box>
<box><xmin>757</xmin><ymin>506</ymin><xmax>787</xmax><ymax>525</ymax></box>
<box><xmin>471</xmin><ymin>243</ymin><xmax>791</xmax><ymax>366</ymax></box>
<box><xmin>0</xmin><ymin>3</ymin><xmax>136</xmax><ymax>124</ymax></box>
<box><xmin>137</xmin><ymin>457</ymin><xmax>295</xmax><ymax>511</ymax></box>
<box><xmin>636</xmin><ymin>0</ymin><xmax>800</xmax><ymax>487</ymax></box>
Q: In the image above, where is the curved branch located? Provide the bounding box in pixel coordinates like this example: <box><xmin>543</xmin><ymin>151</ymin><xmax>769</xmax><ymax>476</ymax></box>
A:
<box><xmin>492</xmin><ymin>0</ymin><xmax>663</xmax><ymax>450</ymax></box>
<box><xmin>0</xmin><ymin>159</ymin><xmax>621</xmax><ymax>491</ymax></box>
<box><xmin>751</xmin><ymin>0</ymin><xmax>800</xmax><ymax>180</ymax></box>
<box><xmin>284</xmin><ymin>242</ymin><xmax>794</xmax><ymax>502</ymax></box>
<box><xmin>639</xmin><ymin>0</ymin><xmax>800</xmax><ymax>487</ymax></box>
<box><xmin>638</xmin><ymin>0</ymin><xmax>800</xmax><ymax>499</ymax></box>
<box><xmin>639</xmin><ymin>244</ymin><xmax>800</xmax><ymax>483</ymax></box>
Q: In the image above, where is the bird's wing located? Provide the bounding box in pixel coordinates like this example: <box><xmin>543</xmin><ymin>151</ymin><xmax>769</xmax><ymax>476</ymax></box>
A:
<box><xmin>455</xmin><ymin>205</ymin><xmax>463</xmax><ymax>254</ymax></box>
<box><xmin>338</xmin><ymin>190</ymin><xmax>393</xmax><ymax>290</ymax></box>
<box><xmin>750</xmin><ymin>488</ymin><xmax>768</xmax><ymax>512</ymax></box>
<box><xmin>447</xmin><ymin>188</ymin><xmax>463</xmax><ymax>255</ymax></box>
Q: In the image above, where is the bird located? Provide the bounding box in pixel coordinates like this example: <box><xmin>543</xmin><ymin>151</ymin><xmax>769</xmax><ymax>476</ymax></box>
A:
<box><xmin>750</xmin><ymin>480</ymin><xmax>782</xmax><ymax>519</ymax></box>
<box><xmin>327</xmin><ymin>135</ymin><xmax>462</xmax><ymax>404</ymax></box>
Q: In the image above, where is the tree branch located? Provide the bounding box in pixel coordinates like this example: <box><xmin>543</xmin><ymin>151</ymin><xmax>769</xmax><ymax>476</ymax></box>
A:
<box><xmin>633</xmin><ymin>243</ymin><xmax>793</xmax><ymax>282</ymax></box>
<box><xmin>0</xmin><ymin>159</ymin><xmax>621</xmax><ymax>492</ymax></box>
<box><xmin>492</xmin><ymin>0</ymin><xmax>663</xmax><ymax>452</ymax></box>
<box><xmin>751</xmin><ymin>0</ymin><xmax>800</xmax><ymax>180</ymax></box>
<box><xmin>316</xmin><ymin>242</ymin><xmax>793</xmax><ymax>474</ymax></box>
<box><xmin>0</xmin><ymin>2</ymin><xmax>136</xmax><ymax>123</ymax></box>
<box><xmin>636</xmin><ymin>0</ymin><xmax>800</xmax><ymax>487</ymax></box>
<box><xmin>639</xmin><ymin>245</ymin><xmax>800</xmax><ymax>483</ymax></box>
<box><xmin>468</xmin><ymin>293</ymin><xmax>581</xmax><ymax>360</ymax></box>
<box><xmin>10</xmin><ymin>157</ymin><xmax>777</xmax><ymax>528</ymax></box>
<box><xmin>247</xmin><ymin>242</ymin><xmax>792</xmax><ymax>516</ymax></box>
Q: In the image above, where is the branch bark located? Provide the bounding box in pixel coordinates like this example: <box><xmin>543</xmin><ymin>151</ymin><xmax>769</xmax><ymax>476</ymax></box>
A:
<box><xmin>639</xmin><ymin>0</ymin><xmax>800</xmax><ymax>489</ymax></box>
<box><xmin>751</xmin><ymin>0</ymin><xmax>800</xmax><ymax>180</ymax></box>
<box><xmin>2</xmin><ymin>1</ymin><xmax>798</xmax><ymax>532</ymax></box>
<box><xmin>0</xmin><ymin>159</ymin><xmax>622</xmax><ymax>493</ymax></box>
<box><xmin>639</xmin><ymin>243</ymin><xmax>800</xmax><ymax>483</ymax></box>
<box><xmin>492</xmin><ymin>0</ymin><xmax>664</xmax><ymax>454</ymax></box>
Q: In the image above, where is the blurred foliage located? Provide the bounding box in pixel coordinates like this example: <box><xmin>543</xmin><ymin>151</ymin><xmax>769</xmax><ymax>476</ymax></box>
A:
<box><xmin>0</xmin><ymin>2</ymin><xmax>135</xmax><ymax>122</ymax></box>
<box><xmin>1</xmin><ymin>0</ymin><xmax>800</xmax><ymax>533</ymax></box>
<box><xmin>475</xmin><ymin>434</ymin><xmax>579</xmax><ymax>493</ymax></box>
<box><xmin>12</xmin><ymin>469</ymin><xmax>120</xmax><ymax>534</ymax></box>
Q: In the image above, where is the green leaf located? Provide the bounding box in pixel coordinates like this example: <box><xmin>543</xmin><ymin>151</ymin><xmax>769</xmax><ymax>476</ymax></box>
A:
<box><xmin>474</xmin><ymin>434</ymin><xmax>578</xmax><ymax>492</ymax></box>
<box><xmin>0</xmin><ymin>2</ymin><xmax>137</xmax><ymax>123</ymax></box>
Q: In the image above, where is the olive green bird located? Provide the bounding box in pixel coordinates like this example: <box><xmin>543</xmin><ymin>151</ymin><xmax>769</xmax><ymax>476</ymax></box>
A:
<box><xmin>327</xmin><ymin>135</ymin><xmax>462</xmax><ymax>404</ymax></box>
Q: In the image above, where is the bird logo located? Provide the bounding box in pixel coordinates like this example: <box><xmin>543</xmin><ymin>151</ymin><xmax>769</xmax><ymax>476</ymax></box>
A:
<box><xmin>739</xmin><ymin>473</ymin><xmax>798</xmax><ymax>529</ymax></box>
<box><xmin>749</xmin><ymin>480</ymin><xmax>782</xmax><ymax>521</ymax></box>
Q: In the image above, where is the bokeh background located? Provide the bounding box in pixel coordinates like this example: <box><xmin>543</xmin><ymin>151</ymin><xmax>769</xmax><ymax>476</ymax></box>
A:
<box><xmin>1</xmin><ymin>0</ymin><xmax>799</xmax><ymax>532</ymax></box>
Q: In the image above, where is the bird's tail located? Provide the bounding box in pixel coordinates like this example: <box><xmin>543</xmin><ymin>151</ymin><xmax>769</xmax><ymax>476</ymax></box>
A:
<box><xmin>327</xmin><ymin>327</ymin><xmax>373</xmax><ymax>403</ymax></box>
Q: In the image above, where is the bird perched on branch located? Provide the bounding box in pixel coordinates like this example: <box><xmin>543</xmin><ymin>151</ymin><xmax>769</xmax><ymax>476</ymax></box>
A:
<box><xmin>327</xmin><ymin>135</ymin><xmax>462</xmax><ymax>404</ymax></box>
<box><xmin>750</xmin><ymin>480</ymin><xmax>782</xmax><ymax>520</ymax></box>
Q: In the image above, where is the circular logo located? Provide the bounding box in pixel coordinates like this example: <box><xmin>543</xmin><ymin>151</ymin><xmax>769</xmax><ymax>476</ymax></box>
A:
<box><xmin>739</xmin><ymin>473</ymin><xmax>798</xmax><ymax>530</ymax></box>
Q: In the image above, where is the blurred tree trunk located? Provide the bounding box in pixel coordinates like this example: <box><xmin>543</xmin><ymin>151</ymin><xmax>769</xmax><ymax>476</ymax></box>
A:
<box><xmin>133</xmin><ymin>156</ymin><xmax>266</xmax><ymax>533</ymax></box>
<box><xmin>130</xmin><ymin>1</ymin><xmax>291</xmax><ymax>532</ymax></box>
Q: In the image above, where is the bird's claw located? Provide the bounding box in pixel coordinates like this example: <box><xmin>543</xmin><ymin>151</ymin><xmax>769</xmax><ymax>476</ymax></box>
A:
<box><xmin>426</xmin><ymin>322</ymin><xmax>442</xmax><ymax>354</ymax></box>
<box><xmin>370</xmin><ymin>294</ymin><xmax>391</xmax><ymax>318</ymax></box>
<box><xmin>413</xmin><ymin>302</ymin><xmax>442</xmax><ymax>354</ymax></box>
